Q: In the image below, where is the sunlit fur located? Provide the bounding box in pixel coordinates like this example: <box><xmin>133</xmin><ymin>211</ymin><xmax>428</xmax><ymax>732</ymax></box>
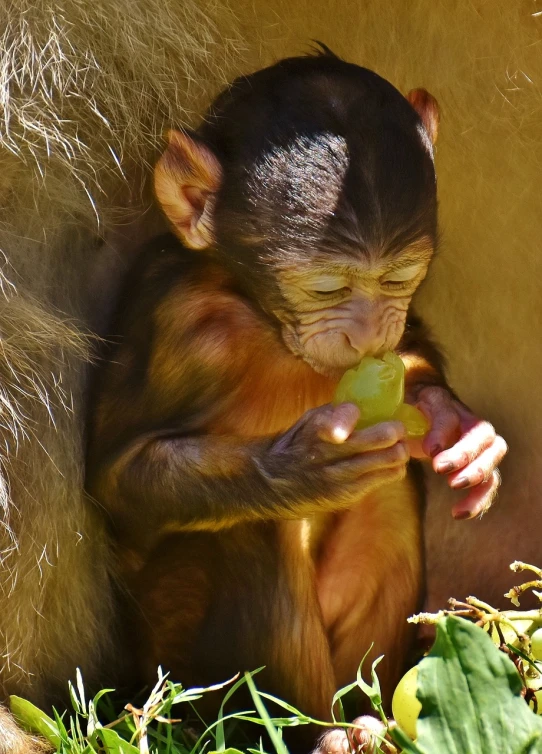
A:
<box><xmin>87</xmin><ymin>236</ymin><xmax>422</xmax><ymax>718</ymax></box>
<box><xmin>0</xmin><ymin>0</ymin><xmax>241</xmax><ymax>743</ymax></box>
<box><xmin>0</xmin><ymin>0</ymin><xmax>538</xmax><ymax>749</ymax></box>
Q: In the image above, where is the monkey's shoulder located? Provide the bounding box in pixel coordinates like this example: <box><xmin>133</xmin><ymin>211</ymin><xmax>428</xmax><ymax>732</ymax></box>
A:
<box><xmin>105</xmin><ymin>234</ymin><xmax>271</xmax><ymax>387</ymax></box>
<box><xmin>112</xmin><ymin>234</ymin><xmax>214</xmax><ymax>324</ymax></box>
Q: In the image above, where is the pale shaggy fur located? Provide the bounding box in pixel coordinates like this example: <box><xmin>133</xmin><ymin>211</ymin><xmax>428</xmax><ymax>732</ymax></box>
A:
<box><xmin>0</xmin><ymin>0</ymin><xmax>242</xmax><ymax>732</ymax></box>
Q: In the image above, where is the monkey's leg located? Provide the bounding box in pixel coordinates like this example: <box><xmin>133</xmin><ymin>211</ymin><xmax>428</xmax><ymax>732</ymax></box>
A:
<box><xmin>131</xmin><ymin>533</ymin><xmax>215</xmax><ymax>688</ymax></box>
<box><xmin>135</xmin><ymin>524</ymin><xmax>336</xmax><ymax>724</ymax></box>
<box><xmin>316</xmin><ymin>472</ymin><xmax>423</xmax><ymax>704</ymax></box>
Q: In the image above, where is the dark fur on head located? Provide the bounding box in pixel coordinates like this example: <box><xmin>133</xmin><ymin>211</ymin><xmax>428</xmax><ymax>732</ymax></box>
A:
<box><xmin>196</xmin><ymin>53</ymin><xmax>438</xmax><ymax>306</ymax></box>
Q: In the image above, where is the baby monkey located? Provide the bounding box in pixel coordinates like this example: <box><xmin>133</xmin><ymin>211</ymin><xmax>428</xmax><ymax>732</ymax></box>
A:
<box><xmin>87</xmin><ymin>48</ymin><xmax>506</xmax><ymax>752</ymax></box>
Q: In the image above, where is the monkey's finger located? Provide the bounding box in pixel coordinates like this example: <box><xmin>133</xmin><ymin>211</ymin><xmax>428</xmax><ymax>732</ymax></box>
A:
<box><xmin>314</xmin><ymin>403</ymin><xmax>360</xmax><ymax>443</ymax></box>
<box><xmin>419</xmin><ymin>405</ymin><xmax>461</xmax><ymax>459</ymax></box>
<box><xmin>451</xmin><ymin>470</ymin><xmax>502</xmax><ymax>520</ymax></box>
<box><xmin>320</xmin><ymin>420</ymin><xmax>406</xmax><ymax>461</ymax></box>
<box><xmin>415</xmin><ymin>386</ymin><xmax>461</xmax><ymax>456</ymax></box>
<box><xmin>432</xmin><ymin>419</ymin><xmax>500</xmax><ymax>475</ymax></box>
<box><xmin>342</xmin><ymin>466</ymin><xmax>409</xmax><ymax>500</ymax></box>
<box><xmin>349</xmin><ymin>716</ymin><xmax>388</xmax><ymax>750</ymax></box>
<box><xmin>326</xmin><ymin>441</ymin><xmax>409</xmax><ymax>481</ymax></box>
<box><xmin>447</xmin><ymin>436</ymin><xmax>508</xmax><ymax>490</ymax></box>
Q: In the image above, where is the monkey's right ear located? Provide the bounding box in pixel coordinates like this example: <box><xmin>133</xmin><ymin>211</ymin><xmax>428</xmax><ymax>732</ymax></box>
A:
<box><xmin>154</xmin><ymin>130</ymin><xmax>222</xmax><ymax>250</ymax></box>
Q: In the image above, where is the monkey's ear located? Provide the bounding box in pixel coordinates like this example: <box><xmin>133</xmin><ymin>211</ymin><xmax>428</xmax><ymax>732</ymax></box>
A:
<box><xmin>154</xmin><ymin>130</ymin><xmax>222</xmax><ymax>250</ymax></box>
<box><xmin>406</xmin><ymin>89</ymin><xmax>439</xmax><ymax>145</ymax></box>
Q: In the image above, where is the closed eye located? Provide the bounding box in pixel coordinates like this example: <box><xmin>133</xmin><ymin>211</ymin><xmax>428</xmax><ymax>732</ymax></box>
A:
<box><xmin>381</xmin><ymin>264</ymin><xmax>424</xmax><ymax>291</ymax></box>
<box><xmin>313</xmin><ymin>286</ymin><xmax>351</xmax><ymax>296</ymax></box>
<box><xmin>381</xmin><ymin>265</ymin><xmax>423</xmax><ymax>285</ymax></box>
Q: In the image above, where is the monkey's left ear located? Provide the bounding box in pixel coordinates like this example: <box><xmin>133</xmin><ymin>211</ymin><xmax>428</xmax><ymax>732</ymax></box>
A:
<box><xmin>406</xmin><ymin>89</ymin><xmax>440</xmax><ymax>145</ymax></box>
<box><xmin>154</xmin><ymin>130</ymin><xmax>222</xmax><ymax>250</ymax></box>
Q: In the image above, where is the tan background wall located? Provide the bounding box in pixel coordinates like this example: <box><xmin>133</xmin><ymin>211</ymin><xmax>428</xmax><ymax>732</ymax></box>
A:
<box><xmin>229</xmin><ymin>0</ymin><xmax>542</xmax><ymax>609</ymax></box>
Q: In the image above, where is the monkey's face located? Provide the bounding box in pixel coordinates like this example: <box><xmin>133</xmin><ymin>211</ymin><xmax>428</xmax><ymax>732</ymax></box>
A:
<box><xmin>153</xmin><ymin>55</ymin><xmax>440</xmax><ymax>380</ymax></box>
<box><xmin>274</xmin><ymin>246</ymin><xmax>432</xmax><ymax>376</ymax></box>
<box><xmin>210</xmin><ymin>128</ymin><xmax>437</xmax><ymax>377</ymax></box>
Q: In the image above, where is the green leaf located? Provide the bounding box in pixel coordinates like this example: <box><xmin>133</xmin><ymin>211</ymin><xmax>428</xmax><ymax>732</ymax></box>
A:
<box><xmin>416</xmin><ymin>615</ymin><xmax>542</xmax><ymax>754</ymax></box>
<box><xmin>389</xmin><ymin>726</ymin><xmax>424</xmax><ymax>753</ymax></box>
<box><xmin>518</xmin><ymin>734</ymin><xmax>542</xmax><ymax>754</ymax></box>
<box><xmin>257</xmin><ymin>691</ymin><xmax>307</xmax><ymax>720</ymax></box>
<box><xmin>10</xmin><ymin>695</ymin><xmax>62</xmax><ymax>747</ymax></box>
<box><xmin>355</xmin><ymin>647</ymin><xmax>383</xmax><ymax>711</ymax></box>
<box><xmin>244</xmin><ymin>673</ymin><xmax>289</xmax><ymax>754</ymax></box>
<box><xmin>207</xmin><ymin>750</ymin><xmax>245</xmax><ymax>754</ymax></box>
<box><xmin>98</xmin><ymin>727</ymin><xmax>140</xmax><ymax>754</ymax></box>
<box><xmin>76</xmin><ymin>668</ymin><xmax>87</xmax><ymax>715</ymax></box>
<box><xmin>331</xmin><ymin>681</ymin><xmax>357</xmax><ymax>723</ymax></box>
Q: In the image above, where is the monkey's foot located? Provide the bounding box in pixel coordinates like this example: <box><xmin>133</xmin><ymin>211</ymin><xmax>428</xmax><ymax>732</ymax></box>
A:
<box><xmin>312</xmin><ymin>716</ymin><xmax>395</xmax><ymax>754</ymax></box>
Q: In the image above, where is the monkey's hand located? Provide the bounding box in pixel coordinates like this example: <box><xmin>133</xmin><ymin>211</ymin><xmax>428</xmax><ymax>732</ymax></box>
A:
<box><xmin>265</xmin><ymin>403</ymin><xmax>409</xmax><ymax>509</ymax></box>
<box><xmin>406</xmin><ymin>386</ymin><xmax>507</xmax><ymax>519</ymax></box>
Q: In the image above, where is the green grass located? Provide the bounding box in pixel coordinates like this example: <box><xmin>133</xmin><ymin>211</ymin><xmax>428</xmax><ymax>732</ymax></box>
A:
<box><xmin>11</xmin><ymin>665</ymin><xmax>383</xmax><ymax>754</ymax></box>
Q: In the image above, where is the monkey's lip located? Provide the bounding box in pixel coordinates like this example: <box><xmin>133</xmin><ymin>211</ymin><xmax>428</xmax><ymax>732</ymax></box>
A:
<box><xmin>299</xmin><ymin>354</ymin><xmax>355</xmax><ymax>380</ymax></box>
<box><xmin>283</xmin><ymin>336</ymin><xmax>357</xmax><ymax>378</ymax></box>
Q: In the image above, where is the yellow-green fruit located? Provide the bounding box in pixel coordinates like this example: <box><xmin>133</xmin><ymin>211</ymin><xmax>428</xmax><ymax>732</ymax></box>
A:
<box><xmin>393</xmin><ymin>403</ymin><xmax>430</xmax><ymax>439</ymax></box>
<box><xmin>392</xmin><ymin>666</ymin><xmax>421</xmax><ymax>740</ymax></box>
<box><xmin>333</xmin><ymin>352</ymin><xmax>429</xmax><ymax>440</ymax></box>
<box><xmin>531</xmin><ymin>628</ymin><xmax>542</xmax><ymax>661</ymax></box>
<box><xmin>488</xmin><ymin>619</ymin><xmax>534</xmax><ymax>647</ymax></box>
<box><xmin>526</xmin><ymin>676</ymin><xmax>542</xmax><ymax>714</ymax></box>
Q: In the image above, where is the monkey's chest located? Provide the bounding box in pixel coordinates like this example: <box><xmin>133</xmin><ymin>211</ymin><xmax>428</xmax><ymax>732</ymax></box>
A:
<box><xmin>209</xmin><ymin>354</ymin><xmax>338</xmax><ymax>562</ymax></box>
<box><xmin>211</xmin><ymin>355</ymin><xmax>336</xmax><ymax>438</ymax></box>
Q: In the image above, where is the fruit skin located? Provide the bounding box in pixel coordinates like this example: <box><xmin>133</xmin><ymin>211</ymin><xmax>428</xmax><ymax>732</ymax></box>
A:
<box><xmin>487</xmin><ymin>619</ymin><xmax>542</xmax><ymax>715</ymax></box>
<box><xmin>333</xmin><ymin>352</ymin><xmax>429</xmax><ymax>439</ymax></box>
<box><xmin>531</xmin><ymin>628</ymin><xmax>542</xmax><ymax>661</ymax></box>
<box><xmin>391</xmin><ymin>665</ymin><xmax>421</xmax><ymax>740</ymax></box>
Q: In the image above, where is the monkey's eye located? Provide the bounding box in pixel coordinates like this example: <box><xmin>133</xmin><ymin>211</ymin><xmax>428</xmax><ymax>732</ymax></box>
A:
<box><xmin>312</xmin><ymin>286</ymin><xmax>351</xmax><ymax>297</ymax></box>
<box><xmin>381</xmin><ymin>265</ymin><xmax>423</xmax><ymax>290</ymax></box>
<box><xmin>307</xmin><ymin>277</ymin><xmax>351</xmax><ymax>298</ymax></box>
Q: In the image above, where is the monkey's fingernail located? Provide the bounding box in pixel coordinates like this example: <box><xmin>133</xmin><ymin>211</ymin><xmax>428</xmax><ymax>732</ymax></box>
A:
<box><xmin>436</xmin><ymin>461</ymin><xmax>455</xmax><ymax>473</ymax></box>
<box><xmin>332</xmin><ymin>427</ymin><xmax>348</xmax><ymax>443</ymax></box>
<box><xmin>454</xmin><ymin>510</ymin><xmax>471</xmax><ymax>520</ymax></box>
<box><xmin>429</xmin><ymin>444</ymin><xmax>442</xmax><ymax>457</ymax></box>
<box><xmin>452</xmin><ymin>476</ymin><xmax>469</xmax><ymax>489</ymax></box>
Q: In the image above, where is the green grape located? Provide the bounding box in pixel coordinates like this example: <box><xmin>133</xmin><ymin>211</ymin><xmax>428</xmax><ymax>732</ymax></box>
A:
<box><xmin>391</xmin><ymin>665</ymin><xmax>421</xmax><ymax>740</ymax></box>
<box><xmin>393</xmin><ymin>403</ymin><xmax>430</xmax><ymax>439</ymax></box>
<box><xmin>488</xmin><ymin>619</ymin><xmax>534</xmax><ymax>648</ymax></box>
<box><xmin>333</xmin><ymin>352</ymin><xmax>429</xmax><ymax>439</ymax></box>
<box><xmin>531</xmin><ymin>628</ymin><xmax>542</xmax><ymax>661</ymax></box>
<box><xmin>526</xmin><ymin>676</ymin><xmax>542</xmax><ymax>714</ymax></box>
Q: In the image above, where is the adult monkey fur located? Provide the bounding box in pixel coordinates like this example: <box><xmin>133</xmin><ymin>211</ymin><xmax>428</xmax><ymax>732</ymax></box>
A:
<box><xmin>0</xmin><ymin>0</ymin><xmax>241</xmax><ymax>750</ymax></box>
<box><xmin>0</xmin><ymin>0</ymin><xmax>536</xmax><ymax>750</ymax></box>
<box><xmin>87</xmin><ymin>52</ymin><xmax>506</xmax><ymax>751</ymax></box>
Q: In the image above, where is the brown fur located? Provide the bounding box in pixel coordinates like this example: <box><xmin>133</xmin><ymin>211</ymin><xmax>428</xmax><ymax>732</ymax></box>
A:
<box><xmin>0</xmin><ymin>1</ymin><xmax>242</xmax><ymax>749</ymax></box>
<box><xmin>237</xmin><ymin>0</ymin><xmax>542</xmax><ymax>610</ymax></box>
<box><xmin>0</xmin><ymin>0</ymin><xmax>535</xmax><ymax>750</ymax></box>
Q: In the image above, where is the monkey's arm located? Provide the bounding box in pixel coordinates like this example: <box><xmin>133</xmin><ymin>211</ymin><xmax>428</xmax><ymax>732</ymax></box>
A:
<box><xmin>90</xmin><ymin>406</ymin><xmax>408</xmax><ymax>553</ymax></box>
<box><xmin>397</xmin><ymin>313</ymin><xmax>451</xmax><ymax>400</ymax></box>
<box><xmin>398</xmin><ymin>313</ymin><xmax>507</xmax><ymax>519</ymax></box>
